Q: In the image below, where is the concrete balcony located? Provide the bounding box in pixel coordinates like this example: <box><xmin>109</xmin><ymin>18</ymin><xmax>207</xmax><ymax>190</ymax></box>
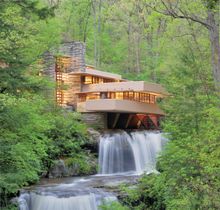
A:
<box><xmin>77</xmin><ymin>99</ymin><xmax>164</xmax><ymax>115</ymax></box>
<box><xmin>81</xmin><ymin>81</ymin><xmax>168</xmax><ymax>96</ymax></box>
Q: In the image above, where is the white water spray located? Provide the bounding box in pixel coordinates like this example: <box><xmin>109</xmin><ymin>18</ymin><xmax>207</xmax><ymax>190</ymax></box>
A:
<box><xmin>99</xmin><ymin>130</ymin><xmax>164</xmax><ymax>174</ymax></box>
<box><xmin>19</xmin><ymin>193</ymin><xmax>97</xmax><ymax>210</ymax></box>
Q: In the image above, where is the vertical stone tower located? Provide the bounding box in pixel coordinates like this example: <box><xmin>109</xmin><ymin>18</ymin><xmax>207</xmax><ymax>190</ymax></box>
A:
<box><xmin>43</xmin><ymin>41</ymin><xmax>86</xmax><ymax>109</ymax></box>
<box><xmin>57</xmin><ymin>42</ymin><xmax>86</xmax><ymax>73</ymax></box>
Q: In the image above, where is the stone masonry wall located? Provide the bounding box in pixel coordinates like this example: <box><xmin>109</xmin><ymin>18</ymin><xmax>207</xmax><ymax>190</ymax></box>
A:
<box><xmin>81</xmin><ymin>113</ymin><xmax>107</xmax><ymax>130</ymax></box>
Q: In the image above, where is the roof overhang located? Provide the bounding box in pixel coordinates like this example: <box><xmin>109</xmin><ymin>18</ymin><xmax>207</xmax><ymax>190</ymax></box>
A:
<box><xmin>77</xmin><ymin>99</ymin><xmax>165</xmax><ymax>115</ymax></box>
<box><xmin>69</xmin><ymin>66</ymin><xmax>122</xmax><ymax>80</ymax></box>
<box><xmin>79</xmin><ymin>81</ymin><xmax>168</xmax><ymax>96</ymax></box>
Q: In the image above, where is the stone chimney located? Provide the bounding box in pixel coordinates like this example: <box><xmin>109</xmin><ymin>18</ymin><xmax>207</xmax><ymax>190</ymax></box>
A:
<box><xmin>58</xmin><ymin>42</ymin><xmax>86</xmax><ymax>73</ymax></box>
<box><xmin>43</xmin><ymin>41</ymin><xmax>86</xmax><ymax>79</ymax></box>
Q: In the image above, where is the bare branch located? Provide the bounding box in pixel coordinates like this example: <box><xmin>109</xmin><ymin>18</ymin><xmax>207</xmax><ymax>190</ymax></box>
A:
<box><xmin>144</xmin><ymin>1</ymin><xmax>212</xmax><ymax>30</ymax></box>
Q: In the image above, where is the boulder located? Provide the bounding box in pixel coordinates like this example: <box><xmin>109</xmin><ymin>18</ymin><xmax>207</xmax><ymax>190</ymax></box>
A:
<box><xmin>84</xmin><ymin>128</ymin><xmax>101</xmax><ymax>152</ymax></box>
<box><xmin>48</xmin><ymin>155</ymin><xmax>98</xmax><ymax>178</ymax></box>
<box><xmin>48</xmin><ymin>160</ymin><xmax>69</xmax><ymax>178</ymax></box>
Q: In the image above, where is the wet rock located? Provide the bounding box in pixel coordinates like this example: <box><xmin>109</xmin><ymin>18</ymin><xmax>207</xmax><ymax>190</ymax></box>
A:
<box><xmin>48</xmin><ymin>155</ymin><xmax>98</xmax><ymax>178</ymax></box>
<box><xmin>83</xmin><ymin>128</ymin><xmax>101</xmax><ymax>153</ymax></box>
<box><xmin>87</xmin><ymin>128</ymin><xmax>101</xmax><ymax>144</ymax></box>
<box><xmin>48</xmin><ymin>160</ymin><xmax>69</xmax><ymax>178</ymax></box>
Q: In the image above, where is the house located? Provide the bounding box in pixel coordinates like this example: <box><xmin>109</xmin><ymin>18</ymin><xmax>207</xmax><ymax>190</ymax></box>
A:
<box><xmin>45</xmin><ymin>42</ymin><xmax>167</xmax><ymax>129</ymax></box>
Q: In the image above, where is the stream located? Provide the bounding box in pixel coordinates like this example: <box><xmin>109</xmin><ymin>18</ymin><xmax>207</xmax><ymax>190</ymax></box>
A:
<box><xmin>18</xmin><ymin>130</ymin><xmax>166</xmax><ymax>210</ymax></box>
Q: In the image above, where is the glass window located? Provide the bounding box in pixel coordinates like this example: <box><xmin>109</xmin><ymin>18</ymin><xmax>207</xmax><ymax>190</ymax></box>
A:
<box><xmin>129</xmin><ymin>92</ymin><xmax>134</xmax><ymax>100</ymax></box>
<box><xmin>86</xmin><ymin>93</ymin><xmax>100</xmax><ymax>100</ymax></box>
<box><xmin>134</xmin><ymin>92</ymin><xmax>140</xmax><ymax>101</ymax></box>
<box><xmin>116</xmin><ymin>92</ymin><xmax>123</xmax><ymax>99</ymax></box>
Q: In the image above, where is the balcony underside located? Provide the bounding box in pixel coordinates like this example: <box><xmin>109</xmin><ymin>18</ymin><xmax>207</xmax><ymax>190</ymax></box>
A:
<box><xmin>107</xmin><ymin>113</ymin><xmax>162</xmax><ymax>129</ymax></box>
<box><xmin>77</xmin><ymin>99</ymin><xmax>164</xmax><ymax>115</ymax></box>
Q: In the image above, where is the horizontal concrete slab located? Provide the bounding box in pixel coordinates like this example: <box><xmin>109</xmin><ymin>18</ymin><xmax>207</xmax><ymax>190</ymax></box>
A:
<box><xmin>77</xmin><ymin>99</ymin><xmax>165</xmax><ymax>115</ymax></box>
<box><xmin>80</xmin><ymin>81</ymin><xmax>168</xmax><ymax>96</ymax></box>
<box><xmin>69</xmin><ymin>67</ymin><xmax>122</xmax><ymax>80</ymax></box>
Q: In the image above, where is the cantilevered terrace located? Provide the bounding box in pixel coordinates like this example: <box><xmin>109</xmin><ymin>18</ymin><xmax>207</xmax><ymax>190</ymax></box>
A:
<box><xmin>52</xmin><ymin>42</ymin><xmax>167</xmax><ymax>129</ymax></box>
<box><xmin>76</xmin><ymin>79</ymin><xmax>166</xmax><ymax>115</ymax></box>
<box><xmin>56</xmin><ymin>61</ymin><xmax>167</xmax><ymax>129</ymax></box>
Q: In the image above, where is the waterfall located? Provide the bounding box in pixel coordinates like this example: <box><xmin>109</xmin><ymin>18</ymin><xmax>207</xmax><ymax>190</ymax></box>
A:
<box><xmin>18</xmin><ymin>130</ymin><xmax>166</xmax><ymax>210</ymax></box>
<box><xmin>18</xmin><ymin>193</ymin><xmax>30</xmax><ymax>210</ymax></box>
<box><xmin>19</xmin><ymin>193</ymin><xmax>97</xmax><ymax>210</ymax></box>
<box><xmin>99</xmin><ymin>130</ymin><xmax>164</xmax><ymax>174</ymax></box>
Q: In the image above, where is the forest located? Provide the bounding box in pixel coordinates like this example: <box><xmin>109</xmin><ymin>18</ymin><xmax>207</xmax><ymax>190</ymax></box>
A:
<box><xmin>0</xmin><ymin>0</ymin><xmax>220</xmax><ymax>209</ymax></box>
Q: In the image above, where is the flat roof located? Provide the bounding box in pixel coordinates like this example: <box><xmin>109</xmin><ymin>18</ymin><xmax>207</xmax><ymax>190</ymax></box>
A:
<box><xmin>69</xmin><ymin>66</ymin><xmax>122</xmax><ymax>80</ymax></box>
<box><xmin>79</xmin><ymin>81</ymin><xmax>168</xmax><ymax>96</ymax></box>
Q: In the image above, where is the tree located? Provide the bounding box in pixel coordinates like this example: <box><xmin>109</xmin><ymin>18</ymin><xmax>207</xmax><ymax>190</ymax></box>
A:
<box><xmin>0</xmin><ymin>2</ymin><xmax>94</xmax><ymax>207</ymax></box>
<box><xmin>0</xmin><ymin>0</ymin><xmax>61</xmax><ymax>94</ymax></box>
<box><xmin>120</xmin><ymin>21</ymin><xmax>220</xmax><ymax>209</ymax></box>
<box><xmin>144</xmin><ymin>0</ymin><xmax>220</xmax><ymax>91</ymax></box>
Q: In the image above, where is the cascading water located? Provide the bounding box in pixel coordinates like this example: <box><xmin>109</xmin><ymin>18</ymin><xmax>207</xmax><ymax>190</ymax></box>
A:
<box><xmin>18</xmin><ymin>182</ymin><xmax>117</xmax><ymax>210</ymax></box>
<box><xmin>19</xmin><ymin>193</ymin><xmax>97</xmax><ymax>210</ymax></box>
<box><xmin>99</xmin><ymin>130</ymin><xmax>165</xmax><ymax>175</ymax></box>
<box><xmin>18</xmin><ymin>130</ymin><xmax>166</xmax><ymax>210</ymax></box>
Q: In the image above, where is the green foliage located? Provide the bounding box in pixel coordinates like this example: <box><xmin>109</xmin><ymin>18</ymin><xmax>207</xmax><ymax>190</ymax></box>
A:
<box><xmin>0</xmin><ymin>0</ymin><xmax>61</xmax><ymax>94</ymax></box>
<box><xmin>100</xmin><ymin>201</ymin><xmax>129</xmax><ymax>210</ymax></box>
<box><xmin>119</xmin><ymin>175</ymin><xmax>165</xmax><ymax>210</ymax></box>
<box><xmin>0</xmin><ymin>0</ymin><xmax>89</xmax><ymax>208</ymax></box>
<box><xmin>0</xmin><ymin>95</ymin><xmax>90</xmax><ymax>206</ymax></box>
<box><xmin>45</xmin><ymin>111</ymin><xmax>87</xmax><ymax>160</ymax></box>
<box><xmin>1</xmin><ymin>204</ymin><xmax>17</xmax><ymax>210</ymax></box>
<box><xmin>158</xmin><ymin>21</ymin><xmax>220</xmax><ymax>208</ymax></box>
<box><xmin>154</xmin><ymin>99</ymin><xmax>220</xmax><ymax>209</ymax></box>
<box><xmin>119</xmin><ymin>26</ymin><xmax>220</xmax><ymax>209</ymax></box>
<box><xmin>65</xmin><ymin>152</ymin><xmax>97</xmax><ymax>175</ymax></box>
<box><xmin>0</xmin><ymin>94</ymin><xmax>50</xmax><ymax>204</ymax></box>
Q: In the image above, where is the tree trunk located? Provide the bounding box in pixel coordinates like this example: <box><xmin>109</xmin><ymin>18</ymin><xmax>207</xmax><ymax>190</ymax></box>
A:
<box><xmin>135</xmin><ymin>32</ymin><xmax>141</xmax><ymax>73</ymax></box>
<box><xmin>207</xmin><ymin>10</ymin><xmax>220</xmax><ymax>92</ymax></box>
<box><xmin>127</xmin><ymin>18</ymin><xmax>132</xmax><ymax>73</ymax></box>
<box><xmin>92</xmin><ymin>0</ymin><xmax>98</xmax><ymax>67</ymax></box>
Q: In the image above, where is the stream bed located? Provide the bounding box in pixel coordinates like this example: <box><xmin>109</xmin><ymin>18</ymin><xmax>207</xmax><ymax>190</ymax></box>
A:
<box><xmin>18</xmin><ymin>130</ymin><xmax>166</xmax><ymax>210</ymax></box>
<box><xmin>18</xmin><ymin>174</ymin><xmax>140</xmax><ymax>210</ymax></box>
